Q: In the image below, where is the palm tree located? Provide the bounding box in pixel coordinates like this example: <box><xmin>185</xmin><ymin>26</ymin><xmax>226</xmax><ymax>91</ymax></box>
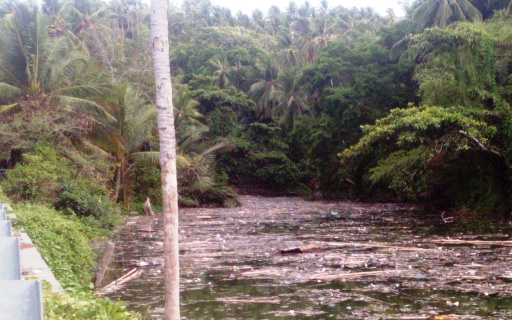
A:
<box><xmin>42</xmin><ymin>0</ymin><xmax>71</xmax><ymax>37</ymax></box>
<box><xmin>173</xmin><ymin>85</ymin><xmax>204</xmax><ymax>128</ymax></box>
<box><xmin>277</xmin><ymin>27</ymin><xmax>302</xmax><ymax>67</ymax></box>
<box><xmin>273</xmin><ymin>68</ymin><xmax>311</xmax><ymax>129</ymax></box>
<box><xmin>412</xmin><ymin>0</ymin><xmax>482</xmax><ymax>31</ymax></box>
<box><xmin>0</xmin><ymin>3</ymin><xmax>108</xmax><ymax>119</ymax></box>
<box><xmin>68</xmin><ymin>0</ymin><xmax>107</xmax><ymax>34</ymax></box>
<box><xmin>302</xmin><ymin>12</ymin><xmax>337</xmax><ymax>63</ymax></box>
<box><xmin>250</xmin><ymin>9</ymin><xmax>266</xmax><ymax>33</ymax></box>
<box><xmin>207</xmin><ymin>56</ymin><xmax>234</xmax><ymax>89</ymax></box>
<box><xmin>88</xmin><ymin>82</ymin><xmax>157</xmax><ymax>203</ymax></box>
<box><xmin>267</xmin><ymin>5</ymin><xmax>282</xmax><ymax>35</ymax></box>
<box><xmin>150</xmin><ymin>0</ymin><xmax>180</xmax><ymax>317</ymax></box>
<box><xmin>249</xmin><ymin>54</ymin><xmax>280</xmax><ymax>120</ymax></box>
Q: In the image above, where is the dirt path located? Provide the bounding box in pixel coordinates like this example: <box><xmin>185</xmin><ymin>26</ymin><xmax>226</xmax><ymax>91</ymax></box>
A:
<box><xmin>107</xmin><ymin>195</ymin><xmax>512</xmax><ymax>319</ymax></box>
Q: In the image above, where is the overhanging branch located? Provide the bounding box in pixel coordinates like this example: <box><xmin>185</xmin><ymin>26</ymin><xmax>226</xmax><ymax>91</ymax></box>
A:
<box><xmin>458</xmin><ymin>130</ymin><xmax>501</xmax><ymax>157</ymax></box>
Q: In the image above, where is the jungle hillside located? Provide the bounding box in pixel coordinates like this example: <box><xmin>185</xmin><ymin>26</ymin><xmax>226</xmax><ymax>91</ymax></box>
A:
<box><xmin>1</xmin><ymin>0</ymin><xmax>512</xmax><ymax>222</ymax></box>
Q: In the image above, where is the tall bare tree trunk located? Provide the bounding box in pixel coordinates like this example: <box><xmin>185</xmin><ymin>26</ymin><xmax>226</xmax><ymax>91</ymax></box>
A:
<box><xmin>150</xmin><ymin>0</ymin><xmax>180</xmax><ymax>319</ymax></box>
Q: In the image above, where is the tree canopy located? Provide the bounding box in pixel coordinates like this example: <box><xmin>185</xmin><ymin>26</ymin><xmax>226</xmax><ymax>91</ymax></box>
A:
<box><xmin>1</xmin><ymin>0</ymin><xmax>512</xmax><ymax>217</ymax></box>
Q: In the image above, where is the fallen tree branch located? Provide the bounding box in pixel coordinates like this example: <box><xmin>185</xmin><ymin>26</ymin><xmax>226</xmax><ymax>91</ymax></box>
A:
<box><xmin>280</xmin><ymin>245</ymin><xmax>327</xmax><ymax>254</ymax></box>
<box><xmin>95</xmin><ymin>268</ymin><xmax>143</xmax><ymax>297</ymax></box>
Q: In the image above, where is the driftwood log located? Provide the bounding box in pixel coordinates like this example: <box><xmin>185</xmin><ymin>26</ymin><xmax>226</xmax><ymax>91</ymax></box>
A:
<box><xmin>95</xmin><ymin>268</ymin><xmax>143</xmax><ymax>297</ymax></box>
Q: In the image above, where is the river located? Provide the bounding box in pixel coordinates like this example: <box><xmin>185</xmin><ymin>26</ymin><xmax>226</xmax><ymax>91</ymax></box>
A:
<box><xmin>105</xmin><ymin>195</ymin><xmax>512</xmax><ymax>319</ymax></box>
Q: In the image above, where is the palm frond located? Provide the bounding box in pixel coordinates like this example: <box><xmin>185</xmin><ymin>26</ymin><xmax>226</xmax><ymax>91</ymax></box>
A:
<box><xmin>88</xmin><ymin>122</ymin><xmax>125</xmax><ymax>154</ymax></box>
<box><xmin>0</xmin><ymin>82</ymin><xmax>22</xmax><ymax>97</ymax></box>
<box><xmin>80</xmin><ymin>139</ymin><xmax>111</xmax><ymax>158</ymax></box>
<box><xmin>0</xmin><ymin>102</ymin><xmax>19</xmax><ymax>114</ymax></box>
<box><xmin>455</xmin><ymin>0</ymin><xmax>482</xmax><ymax>22</ymax></box>
<box><xmin>56</xmin><ymin>95</ymin><xmax>115</xmax><ymax>121</ymax></box>
<box><xmin>131</xmin><ymin>151</ymin><xmax>191</xmax><ymax>169</ymax></box>
<box><xmin>54</xmin><ymin>84</ymin><xmax>107</xmax><ymax>98</ymax></box>
<box><xmin>200</xmin><ymin>141</ymin><xmax>234</xmax><ymax>158</ymax></box>
<box><xmin>131</xmin><ymin>151</ymin><xmax>161</xmax><ymax>165</ymax></box>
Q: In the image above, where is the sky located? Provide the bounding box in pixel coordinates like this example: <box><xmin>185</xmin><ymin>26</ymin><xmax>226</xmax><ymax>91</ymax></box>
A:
<box><xmin>169</xmin><ymin>0</ymin><xmax>408</xmax><ymax>17</ymax></box>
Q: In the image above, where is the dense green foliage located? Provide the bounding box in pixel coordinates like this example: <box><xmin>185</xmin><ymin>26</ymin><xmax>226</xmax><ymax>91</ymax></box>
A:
<box><xmin>0</xmin><ymin>0</ymin><xmax>511</xmax><ymax>318</ymax></box>
<box><xmin>340</xmin><ymin>106</ymin><xmax>509</xmax><ymax>211</ymax></box>
<box><xmin>13</xmin><ymin>202</ymin><xmax>95</xmax><ymax>286</ymax></box>
<box><xmin>0</xmin><ymin>6</ymin><xmax>512</xmax><ymax>314</ymax></box>
<box><xmin>0</xmin><ymin>0</ymin><xmax>512</xmax><ymax>242</ymax></box>
<box><xmin>43</xmin><ymin>284</ymin><xmax>143</xmax><ymax>320</ymax></box>
<box><xmin>2</xmin><ymin>143</ymin><xmax>120</xmax><ymax>229</ymax></box>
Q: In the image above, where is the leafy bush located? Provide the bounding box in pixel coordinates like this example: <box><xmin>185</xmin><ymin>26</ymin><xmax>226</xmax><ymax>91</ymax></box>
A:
<box><xmin>13</xmin><ymin>202</ymin><xmax>95</xmax><ymax>287</ymax></box>
<box><xmin>341</xmin><ymin>105</ymin><xmax>511</xmax><ymax>214</ymax></box>
<box><xmin>55</xmin><ymin>181</ymin><xmax>120</xmax><ymax>230</ymax></box>
<box><xmin>43</xmin><ymin>283</ymin><xmax>143</xmax><ymax>320</ymax></box>
<box><xmin>3</xmin><ymin>144</ymin><xmax>69</xmax><ymax>203</ymax></box>
<box><xmin>2</xmin><ymin>143</ymin><xmax>120</xmax><ymax>230</ymax></box>
<box><xmin>129</xmin><ymin>164</ymin><xmax>163</xmax><ymax>212</ymax></box>
<box><xmin>218</xmin><ymin>122</ymin><xmax>306</xmax><ymax>192</ymax></box>
<box><xmin>249</xmin><ymin>150</ymin><xmax>300</xmax><ymax>186</ymax></box>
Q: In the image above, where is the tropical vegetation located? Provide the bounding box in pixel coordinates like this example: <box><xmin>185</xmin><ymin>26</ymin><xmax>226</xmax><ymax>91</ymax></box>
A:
<box><xmin>1</xmin><ymin>0</ymin><xmax>512</xmax><ymax>317</ymax></box>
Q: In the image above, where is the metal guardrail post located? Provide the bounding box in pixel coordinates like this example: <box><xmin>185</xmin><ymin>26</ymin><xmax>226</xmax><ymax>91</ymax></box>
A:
<box><xmin>0</xmin><ymin>203</ymin><xmax>45</xmax><ymax>319</ymax></box>
<box><xmin>0</xmin><ymin>237</ymin><xmax>21</xmax><ymax>280</ymax></box>
<box><xmin>0</xmin><ymin>221</ymin><xmax>11</xmax><ymax>237</ymax></box>
<box><xmin>0</xmin><ymin>280</ymin><xmax>44</xmax><ymax>320</ymax></box>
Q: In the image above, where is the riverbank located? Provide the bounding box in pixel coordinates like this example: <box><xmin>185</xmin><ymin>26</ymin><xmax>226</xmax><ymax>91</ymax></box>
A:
<box><xmin>2</xmin><ymin>202</ymin><xmax>63</xmax><ymax>292</ymax></box>
<box><xmin>17</xmin><ymin>232</ymin><xmax>63</xmax><ymax>292</ymax></box>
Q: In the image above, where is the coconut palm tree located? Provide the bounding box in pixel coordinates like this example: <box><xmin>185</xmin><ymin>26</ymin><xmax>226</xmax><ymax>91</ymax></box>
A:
<box><xmin>0</xmin><ymin>3</ymin><xmax>108</xmax><ymax>119</ymax></box>
<box><xmin>412</xmin><ymin>0</ymin><xmax>482</xmax><ymax>31</ymax></box>
<box><xmin>273</xmin><ymin>68</ymin><xmax>311</xmax><ymax>129</ymax></box>
<box><xmin>249</xmin><ymin>54</ymin><xmax>280</xmax><ymax>120</ymax></box>
<box><xmin>302</xmin><ymin>12</ymin><xmax>337</xmax><ymax>63</ymax></box>
<box><xmin>250</xmin><ymin>9</ymin><xmax>266</xmax><ymax>33</ymax></box>
<box><xmin>267</xmin><ymin>5</ymin><xmax>282</xmax><ymax>35</ymax></box>
<box><xmin>42</xmin><ymin>0</ymin><xmax>71</xmax><ymax>37</ymax></box>
<box><xmin>68</xmin><ymin>0</ymin><xmax>107</xmax><ymax>34</ymax></box>
<box><xmin>207</xmin><ymin>56</ymin><xmax>234</xmax><ymax>89</ymax></box>
<box><xmin>150</xmin><ymin>0</ymin><xmax>180</xmax><ymax>317</ymax></box>
<box><xmin>88</xmin><ymin>82</ymin><xmax>157</xmax><ymax>203</ymax></box>
<box><xmin>276</xmin><ymin>28</ymin><xmax>302</xmax><ymax>67</ymax></box>
<box><xmin>173</xmin><ymin>85</ymin><xmax>204</xmax><ymax>128</ymax></box>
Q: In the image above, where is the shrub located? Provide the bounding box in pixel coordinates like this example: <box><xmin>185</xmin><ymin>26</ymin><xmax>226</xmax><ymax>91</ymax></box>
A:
<box><xmin>129</xmin><ymin>164</ymin><xmax>163</xmax><ymax>212</ymax></box>
<box><xmin>3</xmin><ymin>143</ymin><xmax>69</xmax><ymax>203</ymax></box>
<box><xmin>13</xmin><ymin>202</ymin><xmax>95</xmax><ymax>287</ymax></box>
<box><xmin>43</xmin><ymin>282</ymin><xmax>143</xmax><ymax>320</ymax></box>
<box><xmin>2</xmin><ymin>143</ymin><xmax>120</xmax><ymax>230</ymax></box>
<box><xmin>55</xmin><ymin>180</ymin><xmax>120</xmax><ymax>230</ymax></box>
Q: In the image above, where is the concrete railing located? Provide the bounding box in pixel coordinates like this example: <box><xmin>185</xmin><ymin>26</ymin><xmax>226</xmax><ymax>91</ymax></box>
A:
<box><xmin>0</xmin><ymin>202</ymin><xmax>44</xmax><ymax>320</ymax></box>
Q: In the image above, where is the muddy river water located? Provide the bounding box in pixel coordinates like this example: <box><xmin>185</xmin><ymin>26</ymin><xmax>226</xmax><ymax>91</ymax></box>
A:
<box><xmin>106</xmin><ymin>195</ymin><xmax>512</xmax><ymax>319</ymax></box>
